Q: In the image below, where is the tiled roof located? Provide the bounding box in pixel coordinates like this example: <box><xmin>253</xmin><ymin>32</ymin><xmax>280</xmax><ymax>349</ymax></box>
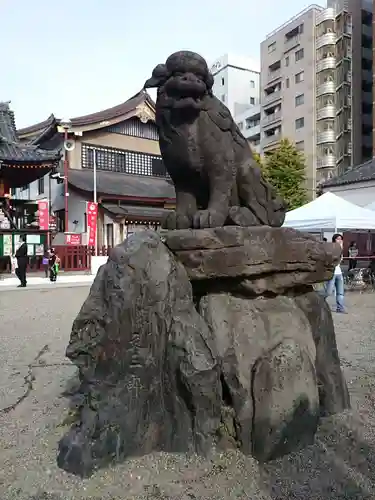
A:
<box><xmin>17</xmin><ymin>113</ymin><xmax>57</xmax><ymax>138</ymax></box>
<box><xmin>16</xmin><ymin>90</ymin><xmax>155</xmax><ymax>139</ymax></box>
<box><xmin>323</xmin><ymin>159</ymin><xmax>375</xmax><ymax>188</ymax></box>
<box><xmin>69</xmin><ymin>90</ymin><xmax>155</xmax><ymax>127</ymax></box>
<box><xmin>102</xmin><ymin>203</ymin><xmax>171</xmax><ymax>221</ymax></box>
<box><xmin>0</xmin><ymin>102</ymin><xmax>61</xmax><ymax>164</ymax></box>
<box><xmin>68</xmin><ymin>169</ymin><xmax>175</xmax><ymax>200</ymax></box>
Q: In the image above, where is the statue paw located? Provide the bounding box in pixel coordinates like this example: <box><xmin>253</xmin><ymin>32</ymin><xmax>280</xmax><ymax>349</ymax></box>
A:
<box><xmin>162</xmin><ymin>211</ymin><xmax>192</xmax><ymax>230</ymax></box>
<box><xmin>193</xmin><ymin>209</ymin><xmax>227</xmax><ymax>229</ymax></box>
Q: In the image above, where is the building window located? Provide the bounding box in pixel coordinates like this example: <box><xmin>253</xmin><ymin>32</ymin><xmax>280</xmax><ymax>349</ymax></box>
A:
<box><xmin>250</xmin><ymin>97</ymin><xmax>255</xmax><ymax>105</ymax></box>
<box><xmin>285</xmin><ymin>56</ymin><xmax>289</xmax><ymax>66</ymax></box>
<box><xmin>295</xmin><ymin>117</ymin><xmax>305</xmax><ymax>129</ymax></box>
<box><xmin>221</xmin><ymin>94</ymin><xmax>225</xmax><ymax>102</ymax></box>
<box><xmin>250</xmin><ymin>80</ymin><xmax>255</xmax><ymax>88</ymax></box>
<box><xmin>286</xmin><ymin>78</ymin><xmax>290</xmax><ymax>88</ymax></box>
<box><xmin>295</xmin><ymin>48</ymin><xmax>304</xmax><ymax>62</ymax></box>
<box><xmin>11</xmin><ymin>187</ymin><xmax>16</xmax><ymax>196</ymax></box>
<box><xmin>107</xmin><ymin>117</ymin><xmax>158</xmax><ymax>141</ymax></box>
<box><xmin>295</xmin><ymin>71</ymin><xmax>304</xmax><ymax>83</ymax></box>
<box><xmin>298</xmin><ymin>23</ymin><xmax>304</xmax><ymax>34</ymax></box>
<box><xmin>268</xmin><ymin>42</ymin><xmax>276</xmax><ymax>53</ymax></box>
<box><xmin>38</xmin><ymin>177</ymin><xmax>44</xmax><ymax>195</ymax></box>
<box><xmin>81</xmin><ymin>144</ymin><xmax>167</xmax><ymax>177</ymax></box>
<box><xmin>221</xmin><ymin>77</ymin><xmax>225</xmax><ymax>85</ymax></box>
<box><xmin>295</xmin><ymin>93</ymin><xmax>304</xmax><ymax>106</ymax></box>
<box><xmin>296</xmin><ymin>140</ymin><xmax>304</xmax><ymax>151</ymax></box>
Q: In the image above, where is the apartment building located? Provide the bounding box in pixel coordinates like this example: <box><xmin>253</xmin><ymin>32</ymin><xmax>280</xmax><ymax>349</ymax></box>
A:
<box><xmin>210</xmin><ymin>53</ymin><xmax>260</xmax><ymax>116</ymax></box>
<box><xmin>235</xmin><ymin>105</ymin><xmax>261</xmax><ymax>153</ymax></box>
<box><xmin>260</xmin><ymin>1</ymin><xmax>372</xmax><ymax>194</ymax></box>
<box><xmin>260</xmin><ymin>5</ymin><xmax>323</xmax><ymax>196</ymax></box>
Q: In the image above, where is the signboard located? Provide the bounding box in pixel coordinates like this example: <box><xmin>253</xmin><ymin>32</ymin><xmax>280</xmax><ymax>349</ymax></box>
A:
<box><xmin>3</xmin><ymin>234</ymin><xmax>12</xmax><ymax>256</ymax></box>
<box><xmin>49</xmin><ymin>215</ymin><xmax>57</xmax><ymax>230</ymax></box>
<box><xmin>87</xmin><ymin>202</ymin><xmax>98</xmax><ymax>247</ymax></box>
<box><xmin>66</xmin><ymin>233</ymin><xmax>82</xmax><ymax>245</ymax></box>
<box><xmin>210</xmin><ymin>60</ymin><xmax>222</xmax><ymax>73</ymax></box>
<box><xmin>37</xmin><ymin>200</ymin><xmax>49</xmax><ymax>230</ymax></box>
<box><xmin>26</xmin><ymin>234</ymin><xmax>41</xmax><ymax>244</ymax></box>
<box><xmin>35</xmin><ymin>244</ymin><xmax>44</xmax><ymax>256</ymax></box>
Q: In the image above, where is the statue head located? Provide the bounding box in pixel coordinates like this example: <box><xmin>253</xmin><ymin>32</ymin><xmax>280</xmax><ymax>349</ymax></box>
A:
<box><xmin>144</xmin><ymin>51</ymin><xmax>214</xmax><ymax>110</ymax></box>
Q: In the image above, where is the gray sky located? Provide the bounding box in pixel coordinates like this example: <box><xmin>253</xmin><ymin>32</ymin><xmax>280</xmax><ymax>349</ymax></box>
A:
<box><xmin>1</xmin><ymin>0</ymin><xmax>313</xmax><ymax>127</ymax></box>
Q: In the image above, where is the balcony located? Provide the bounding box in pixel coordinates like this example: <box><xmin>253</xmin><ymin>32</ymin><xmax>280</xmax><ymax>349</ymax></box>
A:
<box><xmin>262</xmin><ymin>90</ymin><xmax>281</xmax><ymax>106</ymax></box>
<box><xmin>316</xmin><ymin>81</ymin><xmax>335</xmax><ymax>96</ymax></box>
<box><xmin>262</xmin><ymin>110</ymin><xmax>282</xmax><ymax>126</ymax></box>
<box><xmin>316</xmin><ymin>8</ymin><xmax>335</xmax><ymax>24</ymax></box>
<box><xmin>316</xmin><ymin>32</ymin><xmax>336</xmax><ymax>50</ymax></box>
<box><xmin>317</xmin><ymin>130</ymin><xmax>335</xmax><ymax>143</ymax></box>
<box><xmin>316</xmin><ymin>57</ymin><xmax>335</xmax><ymax>72</ymax></box>
<box><xmin>262</xmin><ymin>133</ymin><xmax>281</xmax><ymax>147</ymax></box>
<box><xmin>284</xmin><ymin>35</ymin><xmax>300</xmax><ymax>52</ymax></box>
<box><xmin>267</xmin><ymin>68</ymin><xmax>281</xmax><ymax>82</ymax></box>
<box><xmin>317</xmin><ymin>154</ymin><xmax>336</xmax><ymax>169</ymax></box>
<box><xmin>242</xmin><ymin>124</ymin><xmax>261</xmax><ymax>140</ymax></box>
<box><xmin>316</xmin><ymin>105</ymin><xmax>335</xmax><ymax>120</ymax></box>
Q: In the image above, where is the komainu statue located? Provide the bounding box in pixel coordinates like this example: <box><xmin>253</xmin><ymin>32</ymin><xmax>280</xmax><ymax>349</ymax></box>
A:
<box><xmin>144</xmin><ymin>50</ymin><xmax>286</xmax><ymax>230</ymax></box>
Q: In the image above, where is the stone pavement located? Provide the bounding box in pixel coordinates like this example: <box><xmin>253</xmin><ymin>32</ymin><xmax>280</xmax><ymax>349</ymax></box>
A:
<box><xmin>0</xmin><ymin>274</ymin><xmax>94</xmax><ymax>290</ymax></box>
<box><xmin>1</xmin><ymin>287</ymin><xmax>375</xmax><ymax>499</ymax></box>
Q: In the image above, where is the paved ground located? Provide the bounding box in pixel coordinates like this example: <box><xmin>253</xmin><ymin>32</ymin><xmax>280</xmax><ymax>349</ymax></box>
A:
<box><xmin>1</xmin><ymin>288</ymin><xmax>375</xmax><ymax>499</ymax></box>
<box><xmin>0</xmin><ymin>274</ymin><xmax>94</xmax><ymax>290</ymax></box>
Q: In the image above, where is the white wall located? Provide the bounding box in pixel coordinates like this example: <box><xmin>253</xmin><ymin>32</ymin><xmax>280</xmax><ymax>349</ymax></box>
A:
<box><xmin>323</xmin><ymin>181</ymin><xmax>375</xmax><ymax>207</ymax></box>
<box><xmin>211</xmin><ymin>53</ymin><xmax>260</xmax><ymax>117</ymax></box>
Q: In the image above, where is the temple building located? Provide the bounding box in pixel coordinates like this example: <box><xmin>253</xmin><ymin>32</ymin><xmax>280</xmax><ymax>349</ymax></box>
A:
<box><xmin>16</xmin><ymin>91</ymin><xmax>175</xmax><ymax>249</ymax></box>
<box><xmin>0</xmin><ymin>102</ymin><xmax>60</xmax><ymax>265</ymax></box>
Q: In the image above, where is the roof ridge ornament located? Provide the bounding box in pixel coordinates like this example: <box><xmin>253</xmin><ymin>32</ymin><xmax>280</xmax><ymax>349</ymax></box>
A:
<box><xmin>135</xmin><ymin>104</ymin><xmax>154</xmax><ymax>124</ymax></box>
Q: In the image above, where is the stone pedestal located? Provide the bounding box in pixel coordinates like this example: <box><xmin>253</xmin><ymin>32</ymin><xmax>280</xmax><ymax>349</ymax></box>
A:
<box><xmin>57</xmin><ymin>227</ymin><xmax>349</xmax><ymax>477</ymax></box>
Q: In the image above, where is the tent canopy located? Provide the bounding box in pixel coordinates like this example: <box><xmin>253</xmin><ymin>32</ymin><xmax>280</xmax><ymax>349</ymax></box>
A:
<box><xmin>283</xmin><ymin>192</ymin><xmax>375</xmax><ymax>231</ymax></box>
<box><xmin>365</xmin><ymin>200</ymin><xmax>375</xmax><ymax>211</ymax></box>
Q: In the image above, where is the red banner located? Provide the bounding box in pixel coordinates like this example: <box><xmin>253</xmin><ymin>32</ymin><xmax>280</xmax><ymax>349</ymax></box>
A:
<box><xmin>37</xmin><ymin>200</ymin><xmax>49</xmax><ymax>230</ymax></box>
<box><xmin>66</xmin><ymin>233</ymin><xmax>81</xmax><ymax>245</ymax></box>
<box><xmin>87</xmin><ymin>202</ymin><xmax>98</xmax><ymax>247</ymax></box>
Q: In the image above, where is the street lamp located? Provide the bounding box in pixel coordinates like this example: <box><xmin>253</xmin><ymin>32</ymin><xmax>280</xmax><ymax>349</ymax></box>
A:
<box><xmin>60</xmin><ymin>117</ymin><xmax>72</xmax><ymax>234</ymax></box>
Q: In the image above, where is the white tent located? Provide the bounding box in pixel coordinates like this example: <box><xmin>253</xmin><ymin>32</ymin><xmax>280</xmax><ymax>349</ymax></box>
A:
<box><xmin>365</xmin><ymin>200</ymin><xmax>375</xmax><ymax>211</ymax></box>
<box><xmin>283</xmin><ymin>192</ymin><xmax>375</xmax><ymax>231</ymax></box>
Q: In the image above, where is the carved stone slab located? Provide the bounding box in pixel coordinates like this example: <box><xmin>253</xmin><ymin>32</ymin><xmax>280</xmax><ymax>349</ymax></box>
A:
<box><xmin>163</xmin><ymin>226</ymin><xmax>341</xmax><ymax>294</ymax></box>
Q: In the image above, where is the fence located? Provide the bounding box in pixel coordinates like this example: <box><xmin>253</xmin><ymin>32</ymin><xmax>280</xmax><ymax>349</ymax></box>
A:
<box><xmin>54</xmin><ymin>245</ymin><xmax>113</xmax><ymax>272</ymax></box>
<box><xmin>0</xmin><ymin>245</ymin><xmax>113</xmax><ymax>274</ymax></box>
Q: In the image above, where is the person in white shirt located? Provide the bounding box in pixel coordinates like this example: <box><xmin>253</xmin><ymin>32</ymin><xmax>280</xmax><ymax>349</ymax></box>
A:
<box><xmin>325</xmin><ymin>233</ymin><xmax>346</xmax><ymax>313</ymax></box>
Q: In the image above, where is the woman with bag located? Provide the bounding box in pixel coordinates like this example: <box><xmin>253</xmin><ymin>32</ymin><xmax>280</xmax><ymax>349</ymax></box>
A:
<box><xmin>324</xmin><ymin>233</ymin><xmax>346</xmax><ymax>314</ymax></box>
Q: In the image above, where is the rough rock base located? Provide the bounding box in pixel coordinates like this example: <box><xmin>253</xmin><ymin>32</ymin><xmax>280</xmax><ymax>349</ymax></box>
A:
<box><xmin>57</xmin><ymin>228</ymin><xmax>349</xmax><ymax>477</ymax></box>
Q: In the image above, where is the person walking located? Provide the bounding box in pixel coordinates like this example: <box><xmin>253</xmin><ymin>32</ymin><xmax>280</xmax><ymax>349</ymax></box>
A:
<box><xmin>348</xmin><ymin>241</ymin><xmax>358</xmax><ymax>271</ymax></box>
<box><xmin>49</xmin><ymin>248</ymin><xmax>60</xmax><ymax>282</ymax></box>
<box><xmin>15</xmin><ymin>235</ymin><xmax>28</xmax><ymax>288</ymax></box>
<box><xmin>325</xmin><ymin>233</ymin><xmax>346</xmax><ymax>313</ymax></box>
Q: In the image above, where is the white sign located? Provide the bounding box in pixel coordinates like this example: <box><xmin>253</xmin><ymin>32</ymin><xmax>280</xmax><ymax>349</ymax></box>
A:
<box><xmin>210</xmin><ymin>61</ymin><xmax>222</xmax><ymax>73</ymax></box>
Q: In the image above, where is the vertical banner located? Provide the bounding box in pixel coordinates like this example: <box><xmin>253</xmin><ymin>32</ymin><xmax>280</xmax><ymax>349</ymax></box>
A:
<box><xmin>37</xmin><ymin>200</ymin><xmax>49</xmax><ymax>230</ymax></box>
<box><xmin>87</xmin><ymin>202</ymin><xmax>98</xmax><ymax>247</ymax></box>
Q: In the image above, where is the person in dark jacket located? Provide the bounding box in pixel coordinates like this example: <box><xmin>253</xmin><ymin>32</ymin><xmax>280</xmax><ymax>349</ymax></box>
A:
<box><xmin>49</xmin><ymin>247</ymin><xmax>58</xmax><ymax>282</ymax></box>
<box><xmin>15</xmin><ymin>235</ymin><xmax>28</xmax><ymax>287</ymax></box>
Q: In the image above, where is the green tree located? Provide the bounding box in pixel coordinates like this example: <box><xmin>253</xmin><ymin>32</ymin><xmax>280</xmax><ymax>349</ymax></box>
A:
<box><xmin>252</xmin><ymin>151</ymin><xmax>268</xmax><ymax>178</ymax></box>
<box><xmin>263</xmin><ymin>138</ymin><xmax>308</xmax><ymax>210</ymax></box>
